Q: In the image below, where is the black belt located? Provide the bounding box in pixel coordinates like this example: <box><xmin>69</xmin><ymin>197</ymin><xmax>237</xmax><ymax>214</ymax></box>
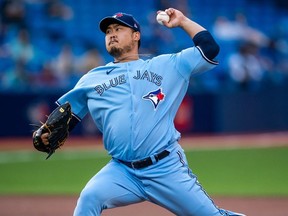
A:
<box><xmin>118</xmin><ymin>150</ymin><xmax>170</xmax><ymax>169</ymax></box>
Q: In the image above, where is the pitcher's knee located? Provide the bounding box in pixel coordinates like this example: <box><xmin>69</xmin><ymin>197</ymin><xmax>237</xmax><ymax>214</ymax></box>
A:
<box><xmin>74</xmin><ymin>187</ymin><xmax>108</xmax><ymax>216</ymax></box>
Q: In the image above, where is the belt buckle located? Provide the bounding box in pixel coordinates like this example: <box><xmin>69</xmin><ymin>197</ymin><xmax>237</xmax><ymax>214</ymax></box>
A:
<box><xmin>131</xmin><ymin>161</ymin><xmax>136</xmax><ymax>169</ymax></box>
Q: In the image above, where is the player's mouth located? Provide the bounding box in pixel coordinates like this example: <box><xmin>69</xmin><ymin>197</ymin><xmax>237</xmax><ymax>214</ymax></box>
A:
<box><xmin>109</xmin><ymin>40</ymin><xmax>118</xmax><ymax>45</ymax></box>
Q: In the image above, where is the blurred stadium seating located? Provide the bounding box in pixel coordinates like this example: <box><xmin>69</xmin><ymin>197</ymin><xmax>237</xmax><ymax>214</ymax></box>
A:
<box><xmin>0</xmin><ymin>0</ymin><xmax>287</xmax><ymax>92</ymax></box>
<box><xmin>0</xmin><ymin>0</ymin><xmax>287</xmax><ymax>136</ymax></box>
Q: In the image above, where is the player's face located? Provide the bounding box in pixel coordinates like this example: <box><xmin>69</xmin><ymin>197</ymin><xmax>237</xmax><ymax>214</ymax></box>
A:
<box><xmin>105</xmin><ymin>24</ymin><xmax>139</xmax><ymax>58</ymax></box>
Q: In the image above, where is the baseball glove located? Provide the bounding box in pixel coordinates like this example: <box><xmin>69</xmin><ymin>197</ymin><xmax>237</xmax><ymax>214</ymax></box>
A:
<box><xmin>33</xmin><ymin>102</ymin><xmax>72</xmax><ymax>159</ymax></box>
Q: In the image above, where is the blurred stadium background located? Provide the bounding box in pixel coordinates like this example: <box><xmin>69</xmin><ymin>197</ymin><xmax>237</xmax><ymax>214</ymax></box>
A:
<box><xmin>0</xmin><ymin>1</ymin><xmax>288</xmax><ymax>215</ymax></box>
<box><xmin>1</xmin><ymin>0</ymin><xmax>288</xmax><ymax>137</ymax></box>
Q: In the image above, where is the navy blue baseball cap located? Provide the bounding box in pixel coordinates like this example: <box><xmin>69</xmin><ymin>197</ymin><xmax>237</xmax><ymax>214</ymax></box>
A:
<box><xmin>99</xmin><ymin>12</ymin><xmax>141</xmax><ymax>33</ymax></box>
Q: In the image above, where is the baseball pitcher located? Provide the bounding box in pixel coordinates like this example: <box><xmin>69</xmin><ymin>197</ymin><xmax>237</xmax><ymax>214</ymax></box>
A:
<box><xmin>33</xmin><ymin>8</ymin><xmax>246</xmax><ymax>216</ymax></box>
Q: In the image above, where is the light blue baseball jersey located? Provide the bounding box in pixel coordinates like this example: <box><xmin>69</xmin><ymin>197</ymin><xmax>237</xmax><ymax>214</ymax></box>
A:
<box><xmin>57</xmin><ymin>47</ymin><xmax>216</xmax><ymax>161</ymax></box>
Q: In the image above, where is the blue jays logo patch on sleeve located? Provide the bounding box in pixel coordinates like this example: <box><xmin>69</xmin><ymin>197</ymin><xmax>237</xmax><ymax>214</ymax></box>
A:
<box><xmin>143</xmin><ymin>88</ymin><xmax>165</xmax><ymax>110</ymax></box>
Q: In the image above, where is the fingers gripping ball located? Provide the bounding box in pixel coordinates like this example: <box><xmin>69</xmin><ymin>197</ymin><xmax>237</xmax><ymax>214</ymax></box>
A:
<box><xmin>33</xmin><ymin>102</ymin><xmax>72</xmax><ymax>159</ymax></box>
<box><xmin>156</xmin><ymin>11</ymin><xmax>170</xmax><ymax>25</ymax></box>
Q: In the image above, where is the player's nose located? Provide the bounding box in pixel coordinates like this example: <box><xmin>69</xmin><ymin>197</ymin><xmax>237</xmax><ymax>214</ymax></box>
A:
<box><xmin>109</xmin><ymin>35</ymin><xmax>118</xmax><ymax>44</ymax></box>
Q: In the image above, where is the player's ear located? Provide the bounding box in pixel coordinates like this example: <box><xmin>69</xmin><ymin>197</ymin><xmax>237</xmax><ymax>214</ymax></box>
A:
<box><xmin>133</xmin><ymin>31</ymin><xmax>140</xmax><ymax>42</ymax></box>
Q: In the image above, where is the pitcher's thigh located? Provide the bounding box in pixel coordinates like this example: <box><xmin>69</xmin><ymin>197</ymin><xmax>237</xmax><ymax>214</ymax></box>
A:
<box><xmin>74</xmin><ymin>160</ymin><xmax>144</xmax><ymax>216</ymax></box>
<box><xmin>145</xmin><ymin>148</ymin><xmax>222</xmax><ymax>216</ymax></box>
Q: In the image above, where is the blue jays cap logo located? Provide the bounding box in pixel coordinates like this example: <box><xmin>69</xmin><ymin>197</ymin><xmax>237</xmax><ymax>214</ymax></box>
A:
<box><xmin>113</xmin><ymin>13</ymin><xmax>123</xmax><ymax>18</ymax></box>
<box><xmin>143</xmin><ymin>88</ymin><xmax>165</xmax><ymax>110</ymax></box>
<box><xmin>100</xmin><ymin>12</ymin><xmax>141</xmax><ymax>33</ymax></box>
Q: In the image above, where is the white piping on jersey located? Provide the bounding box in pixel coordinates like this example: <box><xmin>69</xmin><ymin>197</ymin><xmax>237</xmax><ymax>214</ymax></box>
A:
<box><xmin>55</xmin><ymin>101</ymin><xmax>82</xmax><ymax>121</ymax></box>
<box><xmin>72</xmin><ymin>113</ymin><xmax>81</xmax><ymax>121</ymax></box>
<box><xmin>196</xmin><ymin>46</ymin><xmax>219</xmax><ymax>65</ymax></box>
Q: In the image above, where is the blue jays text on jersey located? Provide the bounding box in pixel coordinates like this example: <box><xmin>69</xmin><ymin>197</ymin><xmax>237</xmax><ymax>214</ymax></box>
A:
<box><xmin>94</xmin><ymin>70</ymin><xmax>163</xmax><ymax>96</ymax></box>
<box><xmin>94</xmin><ymin>74</ymin><xmax>126</xmax><ymax>96</ymax></box>
<box><xmin>133</xmin><ymin>70</ymin><xmax>163</xmax><ymax>86</ymax></box>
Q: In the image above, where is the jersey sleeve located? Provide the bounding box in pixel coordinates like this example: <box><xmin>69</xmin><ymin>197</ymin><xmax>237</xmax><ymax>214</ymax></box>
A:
<box><xmin>175</xmin><ymin>47</ymin><xmax>218</xmax><ymax>81</ymax></box>
<box><xmin>56</xmin><ymin>78</ymin><xmax>89</xmax><ymax>121</ymax></box>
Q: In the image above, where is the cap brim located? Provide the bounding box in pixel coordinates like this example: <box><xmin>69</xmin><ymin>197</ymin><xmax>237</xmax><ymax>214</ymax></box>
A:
<box><xmin>99</xmin><ymin>17</ymin><xmax>133</xmax><ymax>33</ymax></box>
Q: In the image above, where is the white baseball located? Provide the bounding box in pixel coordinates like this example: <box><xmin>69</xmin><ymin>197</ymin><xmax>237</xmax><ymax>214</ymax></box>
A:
<box><xmin>156</xmin><ymin>11</ymin><xmax>170</xmax><ymax>25</ymax></box>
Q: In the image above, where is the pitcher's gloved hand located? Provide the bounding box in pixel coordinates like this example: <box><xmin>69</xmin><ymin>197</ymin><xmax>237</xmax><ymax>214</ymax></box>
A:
<box><xmin>32</xmin><ymin>102</ymin><xmax>72</xmax><ymax>159</ymax></box>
